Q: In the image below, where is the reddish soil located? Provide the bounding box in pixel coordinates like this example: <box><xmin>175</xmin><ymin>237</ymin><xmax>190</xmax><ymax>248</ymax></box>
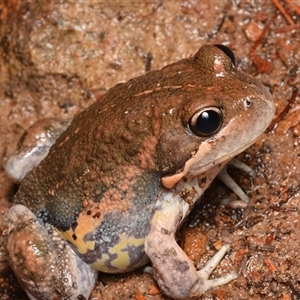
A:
<box><xmin>0</xmin><ymin>2</ymin><xmax>300</xmax><ymax>300</ymax></box>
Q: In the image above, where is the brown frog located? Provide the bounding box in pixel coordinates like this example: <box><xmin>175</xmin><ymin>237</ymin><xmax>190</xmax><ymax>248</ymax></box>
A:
<box><xmin>4</xmin><ymin>45</ymin><xmax>274</xmax><ymax>299</ymax></box>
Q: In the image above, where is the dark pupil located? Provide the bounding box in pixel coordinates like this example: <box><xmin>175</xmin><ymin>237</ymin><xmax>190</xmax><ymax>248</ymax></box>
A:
<box><xmin>197</xmin><ymin>110</ymin><xmax>221</xmax><ymax>135</ymax></box>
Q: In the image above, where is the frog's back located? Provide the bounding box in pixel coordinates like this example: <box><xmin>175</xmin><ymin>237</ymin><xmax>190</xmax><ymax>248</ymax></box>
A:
<box><xmin>12</xmin><ymin>55</ymin><xmax>188</xmax><ymax>227</ymax></box>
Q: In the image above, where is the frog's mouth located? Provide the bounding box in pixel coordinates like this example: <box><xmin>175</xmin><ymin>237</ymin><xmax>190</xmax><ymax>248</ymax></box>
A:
<box><xmin>161</xmin><ymin>139</ymin><xmax>257</xmax><ymax>190</ymax></box>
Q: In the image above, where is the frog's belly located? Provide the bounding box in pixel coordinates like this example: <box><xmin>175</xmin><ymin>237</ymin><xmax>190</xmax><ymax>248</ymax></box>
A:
<box><xmin>60</xmin><ymin>209</ymin><xmax>152</xmax><ymax>273</ymax></box>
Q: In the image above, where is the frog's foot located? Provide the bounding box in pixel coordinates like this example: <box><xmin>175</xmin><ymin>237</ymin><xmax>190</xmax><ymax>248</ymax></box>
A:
<box><xmin>144</xmin><ymin>244</ymin><xmax>237</xmax><ymax>291</ymax></box>
<box><xmin>145</xmin><ymin>192</ymin><xmax>237</xmax><ymax>299</ymax></box>
<box><xmin>5</xmin><ymin>118</ymin><xmax>71</xmax><ymax>182</ymax></box>
<box><xmin>197</xmin><ymin>244</ymin><xmax>238</xmax><ymax>289</ymax></box>
<box><xmin>217</xmin><ymin>158</ymin><xmax>256</xmax><ymax>203</ymax></box>
<box><xmin>4</xmin><ymin>204</ymin><xmax>97</xmax><ymax>300</ymax></box>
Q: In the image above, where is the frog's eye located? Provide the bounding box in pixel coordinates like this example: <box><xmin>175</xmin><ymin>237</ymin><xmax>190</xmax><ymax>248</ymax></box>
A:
<box><xmin>214</xmin><ymin>44</ymin><xmax>236</xmax><ymax>66</ymax></box>
<box><xmin>189</xmin><ymin>107</ymin><xmax>223</xmax><ymax>137</ymax></box>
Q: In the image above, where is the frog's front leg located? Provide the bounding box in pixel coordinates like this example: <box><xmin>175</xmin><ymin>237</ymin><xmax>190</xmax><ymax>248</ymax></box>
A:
<box><xmin>145</xmin><ymin>191</ymin><xmax>237</xmax><ymax>299</ymax></box>
<box><xmin>4</xmin><ymin>205</ymin><xmax>97</xmax><ymax>300</ymax></box>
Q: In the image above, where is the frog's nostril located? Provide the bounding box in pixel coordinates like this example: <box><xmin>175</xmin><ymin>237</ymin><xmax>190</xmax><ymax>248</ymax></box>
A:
<box><xmin>242</xmin><ymin>98</ymin><xmax>252</xmax><ymax>109</ymax></box>
<box><xmin>188</xmin><ymin>107</ymin><xmax>223</xmax><ymax>137</ymax></box>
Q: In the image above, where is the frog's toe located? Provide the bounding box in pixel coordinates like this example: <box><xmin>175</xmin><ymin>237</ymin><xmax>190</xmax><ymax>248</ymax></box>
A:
<box><xmin>4</xmin><ymin>204</ymin><xmax>97</xmax><ymax>300</ymax></box>
<box><xmin>197</xmin><ymin>245</ymin><xmax>238</xmax><ymax>290</ymax></box>
<box><xmin>217</xmin><ymin>158</ymin><xmax>256</xmax><ymax>203</ymax></box>
<box><xmin>143</xmin><ymin>266</ymin><xmax>153</xmax><ymax>275</ymax></box>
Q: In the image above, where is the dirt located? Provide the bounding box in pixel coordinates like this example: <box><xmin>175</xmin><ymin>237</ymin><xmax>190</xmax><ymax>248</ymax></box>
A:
<box><xmin>0</xmin><ymin>1</ymin><xmax>300</xmax><ymax>300</ymax></box>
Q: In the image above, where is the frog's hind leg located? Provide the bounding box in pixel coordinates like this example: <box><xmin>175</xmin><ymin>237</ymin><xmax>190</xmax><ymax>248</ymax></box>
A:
<box><xmin>5</xmin><ymin>118</ymin><xmax>71</xmax><ymax>183</ymax></box>
<box><xmin>4</xmin><ymin>204</ymin><xmax>97</xmax><ymax>300</ymax></box>
<box><xmin>145</xmin><ymin>191</ymin><xmax>237</xmax><ymax>299</ymax></box>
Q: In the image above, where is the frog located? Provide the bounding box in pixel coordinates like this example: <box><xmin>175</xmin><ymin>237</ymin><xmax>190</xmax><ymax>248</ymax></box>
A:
<box><xmin>3</xmin><ymin>44</ymin><xmax>275</xmax><ymax>300</ymax></box>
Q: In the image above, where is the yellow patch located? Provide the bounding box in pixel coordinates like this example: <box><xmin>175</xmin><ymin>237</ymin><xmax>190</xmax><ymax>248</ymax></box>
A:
<box><xmin>59</xmin><ymin>228</ymin><xmax>96</xmax><ymax>254</ymax></box>
<box><xmin>90</xmin><ymin>233</ymin><xmax>144</xmax><ymax>272</ymax></box>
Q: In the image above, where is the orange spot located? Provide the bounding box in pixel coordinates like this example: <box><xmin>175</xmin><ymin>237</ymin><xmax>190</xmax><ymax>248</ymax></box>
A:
<box><xmin>148</xmin><ymin>284</ymin><xmax>161</xmax><ymax>295</ymax></box>
<box><xmin>55</xmin><ymin>180</ymin><xmax>65</xmax><ymax>189</ymax></box>
<box><xmin>133</xmin><ymin>89</ymin><xmax>156</xmax><ymax>97</ymax></box>
<box><xmin>135</xmin><ymin>290</ymin><xmax>146</xmax><ymax>300</ymax></box>
<box><xmin>48</xmin><ymin>189</ymin><xmax>55</xmax><ymax>196</ymax></box>
<box><xmin>82</xmin><ymin>199</ymin><xmax>88</xmax><ymax>208</ymax></box>
<box><xmin>58</xmin><ymin>135</ymin><xmax>70</xmax><ymax>147</ymax></box>
<box><xmin>137</xmin><ymin>136</ymin><xmax>158</xmax><ymax>170</ymax></box>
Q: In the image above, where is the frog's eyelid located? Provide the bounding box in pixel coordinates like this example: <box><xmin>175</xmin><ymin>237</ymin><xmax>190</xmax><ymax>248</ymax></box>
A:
<box><xmin>214</xmin><ymin>44</ymin><xmax>236</xmax><ymax>66</ymax></box>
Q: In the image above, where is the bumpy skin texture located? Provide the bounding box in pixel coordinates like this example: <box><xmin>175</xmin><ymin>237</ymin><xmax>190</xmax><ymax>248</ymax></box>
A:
<box><xmin>4</xmin><ymin>45</ymin><xmax>275</xmax><ymax>300</ymax></box>
<box><xmin>5</xmin><ymin>205</ymin><xmax>97</xmax><ymax>300</ymax></box>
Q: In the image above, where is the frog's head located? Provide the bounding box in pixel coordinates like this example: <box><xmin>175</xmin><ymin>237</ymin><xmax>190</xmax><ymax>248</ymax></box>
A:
<box><xmin>159</xmin><ymin>45</ymin><xmax>275</xmax><ymax>189</ymax></box>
